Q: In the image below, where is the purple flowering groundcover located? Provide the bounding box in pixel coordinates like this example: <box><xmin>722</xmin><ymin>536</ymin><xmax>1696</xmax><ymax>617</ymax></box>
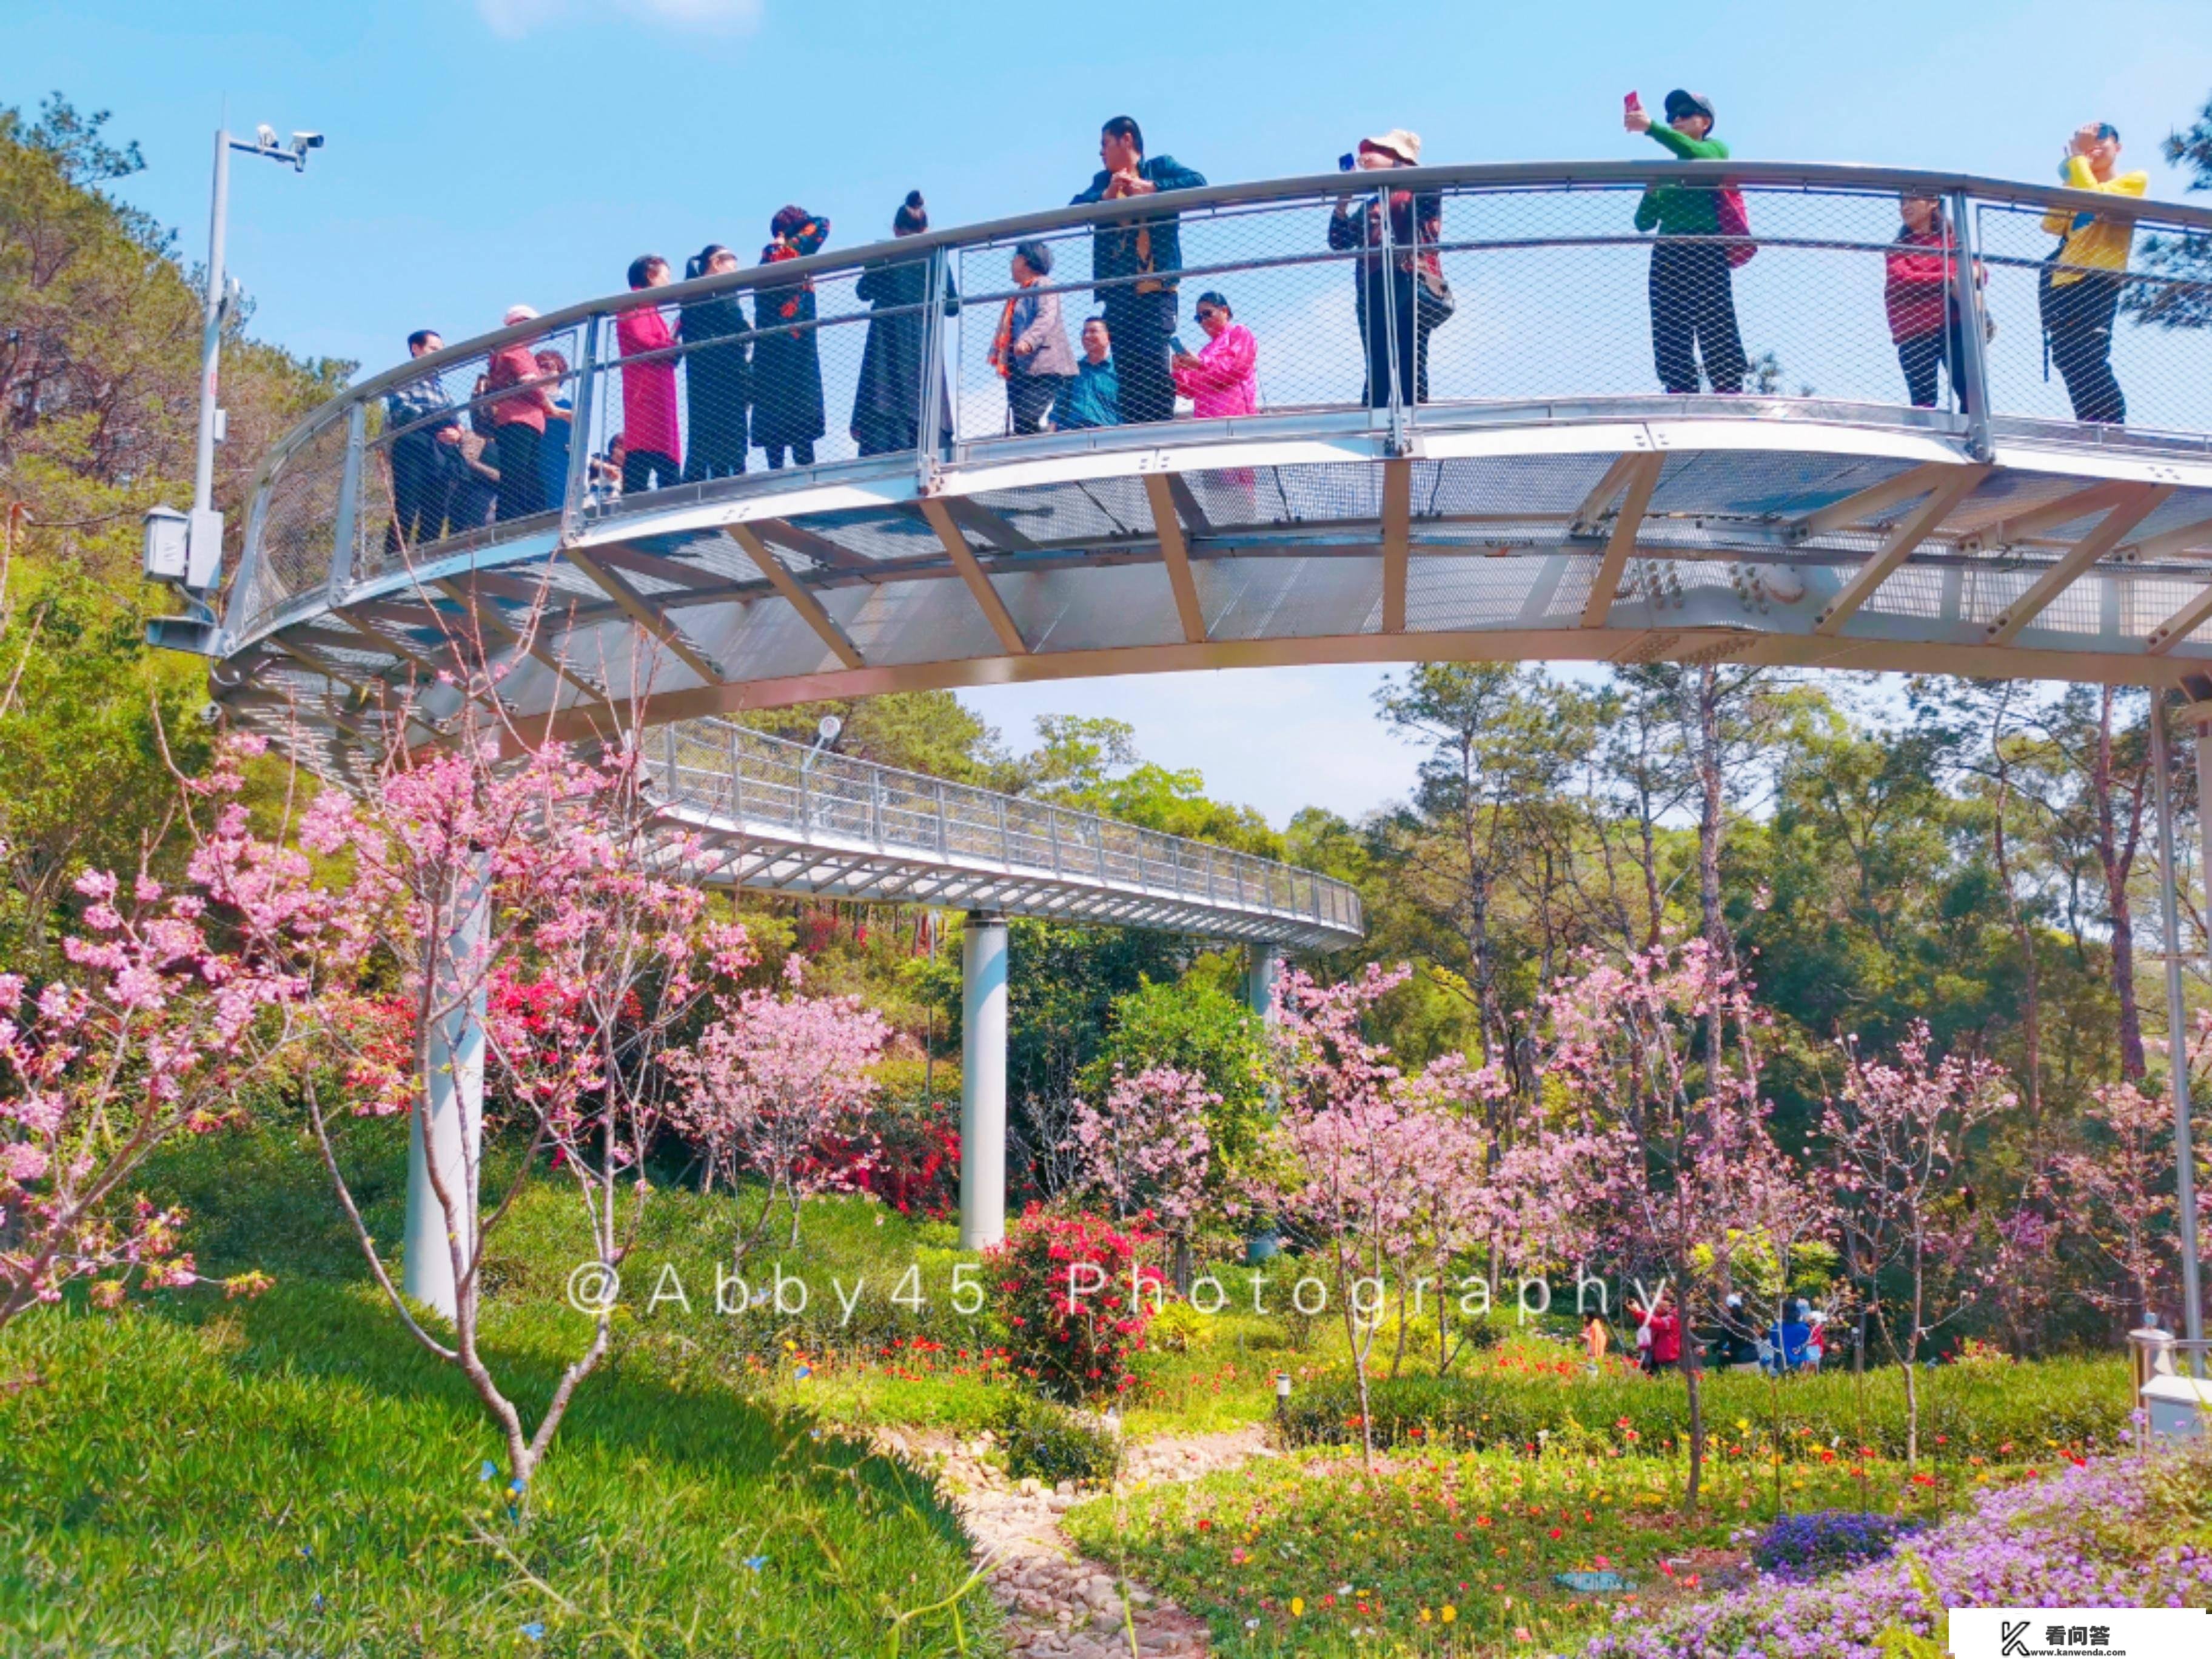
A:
<box><xmin>1584</xmin><ymin>1449</ymin><xmax>2212</xmax><ymax>1659</ymax></box>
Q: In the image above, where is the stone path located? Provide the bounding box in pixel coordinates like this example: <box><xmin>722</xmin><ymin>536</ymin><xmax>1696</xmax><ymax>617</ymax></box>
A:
<box><xmin>876</xmin><ymin>1423</ymin><xmax>1272</xmax><ymax>1658</ymax></box>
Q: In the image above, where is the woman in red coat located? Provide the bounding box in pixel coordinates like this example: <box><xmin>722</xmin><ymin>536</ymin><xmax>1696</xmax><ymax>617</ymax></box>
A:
<box><xmin>616</xmin><ymin>254</ymin><xmax>682</xmax><ymax>494</ymax></box>
<box><xmin>1885</xmin><ymin>196</ymin><xmax>1974</xmax><ymax>413</ymax></box>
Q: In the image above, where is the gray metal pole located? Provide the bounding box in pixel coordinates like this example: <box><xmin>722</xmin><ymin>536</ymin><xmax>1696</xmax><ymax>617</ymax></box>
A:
<box><xmin>193</xmin><ymin>129</ymin><xmax>232</xmax><ymax>517</ymax></box>
<box><xmin>2176</xmin><ymin>697</ymin><xmax>2212</xmax><ymax>1373</ymax></box>
<box><xmin>959</xmin><ymin>911</ymin><xmax>1009</xmax><ymax>1250</ymax></box>
<box><xmin>1948</xmin><ymin>188</ymin><xmax>1996</xmax><ymax>463</ymax></box>
<box><xmin>404</xmin><ymin>856</ymin><xmax>488</xmax><ymax>1320</ymax></box>
<box><xmin>2153</xmin><ymin>695</ymin><xmax>2206</xmax><ymax>1372</ymax></box>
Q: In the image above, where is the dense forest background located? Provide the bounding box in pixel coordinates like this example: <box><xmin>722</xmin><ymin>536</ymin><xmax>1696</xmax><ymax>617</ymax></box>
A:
<box><xmin>8</xmin><ymin>91</ymin><xmax>2212</xmax><ymax>1359</ymax></box>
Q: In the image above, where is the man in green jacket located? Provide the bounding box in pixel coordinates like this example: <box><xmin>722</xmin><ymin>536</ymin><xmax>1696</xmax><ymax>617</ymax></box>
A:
<box><xmin>1626</xmin><ymin>89</ymin><xmax>1746</xmax><ymax>395</ymax></box>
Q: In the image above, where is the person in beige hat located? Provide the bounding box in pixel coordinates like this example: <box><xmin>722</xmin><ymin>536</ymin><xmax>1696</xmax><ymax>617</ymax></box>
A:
<box><xmin>1327</xmin><ymin>129</ymin><xmax>1450</xmax><ymax>407</ymax></box>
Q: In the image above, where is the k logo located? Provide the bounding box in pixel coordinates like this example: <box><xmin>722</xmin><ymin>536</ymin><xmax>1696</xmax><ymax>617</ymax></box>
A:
<box><xmin>2000</xmin><ymin>1621</ymin><xmax>2033</xmax><ymax>1657</ymax></box>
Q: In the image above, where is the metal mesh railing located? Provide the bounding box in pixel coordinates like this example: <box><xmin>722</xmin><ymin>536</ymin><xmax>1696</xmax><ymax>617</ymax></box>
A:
<box><xmin>230</xmin><ymin>159</ymin><xmax>2212</xmax><ymax>643</ymax></box>
<box><xmin>654</xmin><ymin>720</ymin><xmax>1362</xmax><ymax>937</ymax></box>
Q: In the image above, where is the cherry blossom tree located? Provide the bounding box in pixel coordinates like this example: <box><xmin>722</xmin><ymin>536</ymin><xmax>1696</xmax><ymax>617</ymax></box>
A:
<box><xmin>1823</xmin><ymin>1019</ymin><xmax>2014</xmax><ymax>1464</ymax></box>
<box><xmin>0</xmin><ymin>738</ymin><xmax>317</xmax><ymax>1327</ymax></box>
<box><xmin>2047</xmin><ymin>1079</ymin><xmax>2180</xmax><ymax>1331</ymax></box>
<box><xmin>667</xmin><ymin>955</ymin><xmax>890</xmax><ymax>1259</ymax></box>
<box><xmin>298</xmin><ymin>709</ymin><xmax>742</xmax><ymax>1487</ymax></box>
<box><xmin>1070</xmin><ymin>1064</ymin><xmax>1215</xmax><ymax>1291</ymax></box>
<box><xmin>1541</xmin><ymin>936</ymin><xmax>1830</xmax><ymax>1511</ymax></box>
<box><xmin>1258</xmin><ymin>962</ymin><xmax>1509</xmax><ymax>1463</ymax></box>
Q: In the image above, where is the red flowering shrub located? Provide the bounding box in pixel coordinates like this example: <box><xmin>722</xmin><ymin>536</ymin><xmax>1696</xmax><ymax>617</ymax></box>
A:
<box><xmin>987</xmin><ymin>1205</ymin><xmax>1162</xmax><ymax>1401</ymax></box>
<box><xmin>802</xmin><ymin>1098</ymin><xmax>959</xmax><ymax>1219</ymax></box>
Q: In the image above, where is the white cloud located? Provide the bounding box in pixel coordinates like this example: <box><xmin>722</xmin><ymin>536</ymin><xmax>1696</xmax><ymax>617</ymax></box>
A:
<box><xmin>477</xmin><ymin>0</ymin><xmax>763</xmax><ymax>40</ymax></box>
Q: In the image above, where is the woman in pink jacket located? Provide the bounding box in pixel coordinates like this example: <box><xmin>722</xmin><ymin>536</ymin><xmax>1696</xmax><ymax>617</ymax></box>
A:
<box><xmin>1170</xmin><ymin>291</ymin><xmax>1257</xmax><ymax>418</ymax></box>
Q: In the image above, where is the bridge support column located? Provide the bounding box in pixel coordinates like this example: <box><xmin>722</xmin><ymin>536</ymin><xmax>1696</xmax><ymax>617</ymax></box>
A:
<box><xmin>959</xmin><ymin>911</ymin><xmax>1009</xmax><ymax>1251</ymax></box>
<box><xmin>1246</xmin><ymin>944</ymin><xmax>1282</xmax><ymax>1024</ymax></box>
<box><xmin>404</xmin><ymin>860</ymin><xmax>487</xmax><ymax>1321</ymax></box>
<box><xmin>1245</xmin><ymin>943</ymin><xmax>1284</xmax><ymax>1264</ymax></box>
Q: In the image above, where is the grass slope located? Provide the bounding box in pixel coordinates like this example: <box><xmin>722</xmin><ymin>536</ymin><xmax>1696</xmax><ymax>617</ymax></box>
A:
<box><xmin>0</xmin><ymin>1122</ymin><xmax>992</xmax><ymax>1657</ymax></box>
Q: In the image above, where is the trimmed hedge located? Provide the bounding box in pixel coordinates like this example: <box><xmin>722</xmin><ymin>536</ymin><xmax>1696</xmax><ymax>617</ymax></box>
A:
<box><xmin>1274</xmin><ymin>1356</ymin><xmax>2132</xmax><ymax>1461</ymax></box>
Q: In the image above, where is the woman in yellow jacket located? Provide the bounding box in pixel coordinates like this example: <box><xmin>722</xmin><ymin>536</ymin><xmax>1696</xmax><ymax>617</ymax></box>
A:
<box><xmin>2039</xmin><ymin>122</ymin><xmax>2149</xmax><ymax>425</ymax></box>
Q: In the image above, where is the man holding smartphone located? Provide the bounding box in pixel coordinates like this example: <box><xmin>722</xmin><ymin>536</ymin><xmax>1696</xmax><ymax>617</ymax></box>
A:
<box><xmin>1072</xmin><ymin>116</ymin><xmax>1205</xmax><ymax>426</ymax></box>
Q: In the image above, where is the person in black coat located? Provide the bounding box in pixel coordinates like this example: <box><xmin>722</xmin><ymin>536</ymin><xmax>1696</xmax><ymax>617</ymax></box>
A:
<box><xmin>752</xmin><ymin>205</ymin><xmax>830</xmax><ymax>469</ymax></box>
<box><xmin>851</xmin><ymin>192</ymin><xmax>957</xmax><ymax>459</ymax></box>
<box><xmin>680</xmin><ymin>244</ymin><xmax>751</xmax><ymax>481</ymax></box>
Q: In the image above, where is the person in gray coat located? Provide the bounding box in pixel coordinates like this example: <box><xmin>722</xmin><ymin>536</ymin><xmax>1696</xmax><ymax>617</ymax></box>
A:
<box><xmin>991</xmin><ymin>240</ymin><xmax>1076</xmax><ymax>434</ymax></box>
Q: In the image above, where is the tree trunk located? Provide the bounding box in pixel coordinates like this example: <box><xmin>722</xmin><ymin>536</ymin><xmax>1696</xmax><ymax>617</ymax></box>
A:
<box><xmin>1695</xmin><ymin>665</ymin><xmax>1731</xmax><ymax>1065</ymax></box>
<box><xmin>2093</xmin><ymin>686</ymin><xmax>2148</xmax><ymax>1080</ymax></box>
<box><xmin>1682</xmin><ymin>1346</ymin><xmax>1705</xmax><ymax>1512</ymax></box>
<box><xmin>1992</xmin><ymin>782</ymin><xmax>2044</xmax><ymax>1122</ymax></box>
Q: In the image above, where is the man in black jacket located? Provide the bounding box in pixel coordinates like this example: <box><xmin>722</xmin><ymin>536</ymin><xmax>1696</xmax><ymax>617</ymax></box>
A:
<box><xmin>1072</xmin><ymin>116</ymin><xmax>1205</xmax><ymax>425</ymax></box>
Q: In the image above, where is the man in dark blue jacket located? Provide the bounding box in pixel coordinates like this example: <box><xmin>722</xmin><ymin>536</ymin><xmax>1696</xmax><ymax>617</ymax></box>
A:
<box><xmin>1072</xmin><ymin>116</ymin><xmax>1204</xmax><ymax>425</ymax></box>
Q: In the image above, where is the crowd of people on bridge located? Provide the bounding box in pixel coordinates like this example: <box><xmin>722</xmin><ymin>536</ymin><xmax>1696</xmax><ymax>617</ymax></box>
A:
<box><xmin>377</xmin><ymin>102</ymin><xmax>2156</xmax><ymax>554</ymax></box>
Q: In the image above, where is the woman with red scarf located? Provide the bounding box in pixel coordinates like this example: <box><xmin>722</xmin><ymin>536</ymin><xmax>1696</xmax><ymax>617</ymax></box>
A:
<box><xmin>753</xmin><ymin>206</ymin><xmax>831</xmax><ymax>469</ymax></box>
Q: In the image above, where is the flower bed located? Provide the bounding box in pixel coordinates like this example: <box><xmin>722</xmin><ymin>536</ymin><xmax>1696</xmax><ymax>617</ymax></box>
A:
<box><xmin>1585</xmin><ymin>1448</ymin><xmax>2212</xmax><ymax>1658</ymax></box>
<box><xmin>1273</xmin><ymin>1352</ymin><xmax>2131</xmax><ymax>1463</ymax></box>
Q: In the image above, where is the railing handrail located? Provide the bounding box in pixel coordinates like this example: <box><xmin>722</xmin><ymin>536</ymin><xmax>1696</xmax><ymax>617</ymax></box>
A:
<box><xmin>243</xmin><ymin>157</ymin><xmax>2212</xmax><ymax>487</ymax></box>
<box><xmin>660</xmin><ymin>716</ymin><xmax>1359</xmax><ymax>928</ymax></box>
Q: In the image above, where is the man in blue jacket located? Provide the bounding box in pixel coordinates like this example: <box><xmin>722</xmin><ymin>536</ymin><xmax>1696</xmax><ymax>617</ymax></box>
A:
<box><xmin>1054</xmin><ymin>317</ymin><xmax>1121</xmax><ymax>431</ymax></box>
<box><xmin>1073</xmin><ymin>116</ymin><xmax>1205</xmax><ymax>426</ymax></box>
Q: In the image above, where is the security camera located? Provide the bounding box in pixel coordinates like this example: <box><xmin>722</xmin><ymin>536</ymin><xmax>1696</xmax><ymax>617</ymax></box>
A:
<box><xmin>292</xmin><ymin>131</ymin><xmax>324</xmax><ymax>150</ymax></box>
<box><xmin>255</xmin><ymin>123</ymin><xmax>278</xmax><ymax>150</ymax></box>
<box><xmin>197</xmin><ymin>700</ymin><xmax>225</xmax><ymax>728</ymax></box>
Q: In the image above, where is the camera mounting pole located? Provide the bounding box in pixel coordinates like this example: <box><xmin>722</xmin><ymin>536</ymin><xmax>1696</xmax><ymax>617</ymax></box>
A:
<box><xmin>146</xmin><ymin>123</ymin><xmax>323</xmax><ymax>654</ymax></box>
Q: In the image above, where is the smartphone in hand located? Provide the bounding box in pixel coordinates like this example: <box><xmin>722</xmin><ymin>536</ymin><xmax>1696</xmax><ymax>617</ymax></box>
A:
<box><xmin>1624</xmin><ymin>92</ymin><xmax>1643</xmax><ymax>113</ymax></box>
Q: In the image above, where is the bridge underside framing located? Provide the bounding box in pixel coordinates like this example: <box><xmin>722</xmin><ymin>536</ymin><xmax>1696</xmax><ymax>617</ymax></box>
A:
<box><xmin>220</xmin><ymin>414</ymin><xmax>2212</xmax><ymax>776</ymax></box>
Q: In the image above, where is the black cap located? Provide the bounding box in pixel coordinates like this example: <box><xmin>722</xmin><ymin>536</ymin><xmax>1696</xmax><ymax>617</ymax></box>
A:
<box><xmin>1664</xmin><ymin>89</ymin><xmax>1715</xmax><ymax>129</ymax></box>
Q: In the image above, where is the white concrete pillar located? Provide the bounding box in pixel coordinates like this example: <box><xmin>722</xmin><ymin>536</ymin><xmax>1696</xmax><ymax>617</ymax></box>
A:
<box><xmin>1246</xmin><ymin>943</ymin><xmax>1282</xmax><ymax>1024</ymax></box>
<box><xmin>1245</xmin><ymin>942</ymin><xmax>1284</xmax><ymax>1264</ymax></box>
<box><xmin>959</xmin><ymin>911</ymin><xmax>1008</xmax><ymax>1250</ymax></box>
<box><xmin>404</xmin><ymin>860</ymin><xmax>488</xmax><ymax>1320</ymax></box>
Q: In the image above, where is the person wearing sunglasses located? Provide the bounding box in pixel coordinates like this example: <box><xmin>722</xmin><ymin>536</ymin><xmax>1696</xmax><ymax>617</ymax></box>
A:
<box><xmin>1169</xmin><ymin>291</ymin><xmax>1256</xmax><ymax>420</ymax></box>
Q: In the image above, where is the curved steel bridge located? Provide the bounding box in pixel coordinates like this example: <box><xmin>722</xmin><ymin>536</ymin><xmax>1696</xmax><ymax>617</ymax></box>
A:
<box><xmin>187</xmin><ymin>156</ymin><xmax>2212</xmax><ymax>1270</ymax></box>
<box><xmin>651</xmin><ymin>718</ymin><xmax>1360</xmax><ymax>951</ymax></box>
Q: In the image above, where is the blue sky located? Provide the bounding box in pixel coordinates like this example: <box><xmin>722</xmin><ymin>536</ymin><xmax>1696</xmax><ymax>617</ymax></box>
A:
<box><xmin>9</xmin><ymin>0</ymin><xmax>2212</xmax><ymax>823</ymax></box>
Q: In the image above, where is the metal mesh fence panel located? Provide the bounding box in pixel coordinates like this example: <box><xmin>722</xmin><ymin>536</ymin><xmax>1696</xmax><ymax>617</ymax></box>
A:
<box><xmin>1974</xmin><ymin>196</ymin><xmax>2212</xmax><ymax>441</ymax></box>
<box><xmin>1419</xmin><ymin>181</ymin><xmax>1960</xmax><ymax>413</ymax></box>
<box><xmin>238</xmin><ymin>415</ymin><xmax>347</xmax><ymax>630</ymax></box>
<box><xmin>953</xmin><ymin>195</ymin><xmax>1369</xmax><ymax>447</ymax></box>
<box><xmin>350</xmin><ymin>320</ymin><xmax>586</xmax><ymax>588</ymax></box>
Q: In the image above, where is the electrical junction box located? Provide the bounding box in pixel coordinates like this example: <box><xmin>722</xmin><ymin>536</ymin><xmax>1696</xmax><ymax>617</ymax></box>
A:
<box><xmin>142</xmin><ymin>504</ymin><xmax>190</xmax><ymax>584</ymax></box>
<box><xmin>2140</xmin><ymin>1373</ymin><xmax>2212</xmax><ymax>1444</ymax></box>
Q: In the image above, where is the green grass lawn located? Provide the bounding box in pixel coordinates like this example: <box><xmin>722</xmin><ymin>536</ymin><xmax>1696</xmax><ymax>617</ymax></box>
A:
<box><xmin>0</xmin><ymin>1121</ymin><xmax>997</xmax><ymax>1657</ymax></box>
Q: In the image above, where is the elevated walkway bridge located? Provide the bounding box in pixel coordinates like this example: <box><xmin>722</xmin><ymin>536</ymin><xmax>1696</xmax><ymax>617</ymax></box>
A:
<box><xmin>184</xmin><ymin>156</ymin><xmax>2212</xmax><ymax>1287</ymax></box>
